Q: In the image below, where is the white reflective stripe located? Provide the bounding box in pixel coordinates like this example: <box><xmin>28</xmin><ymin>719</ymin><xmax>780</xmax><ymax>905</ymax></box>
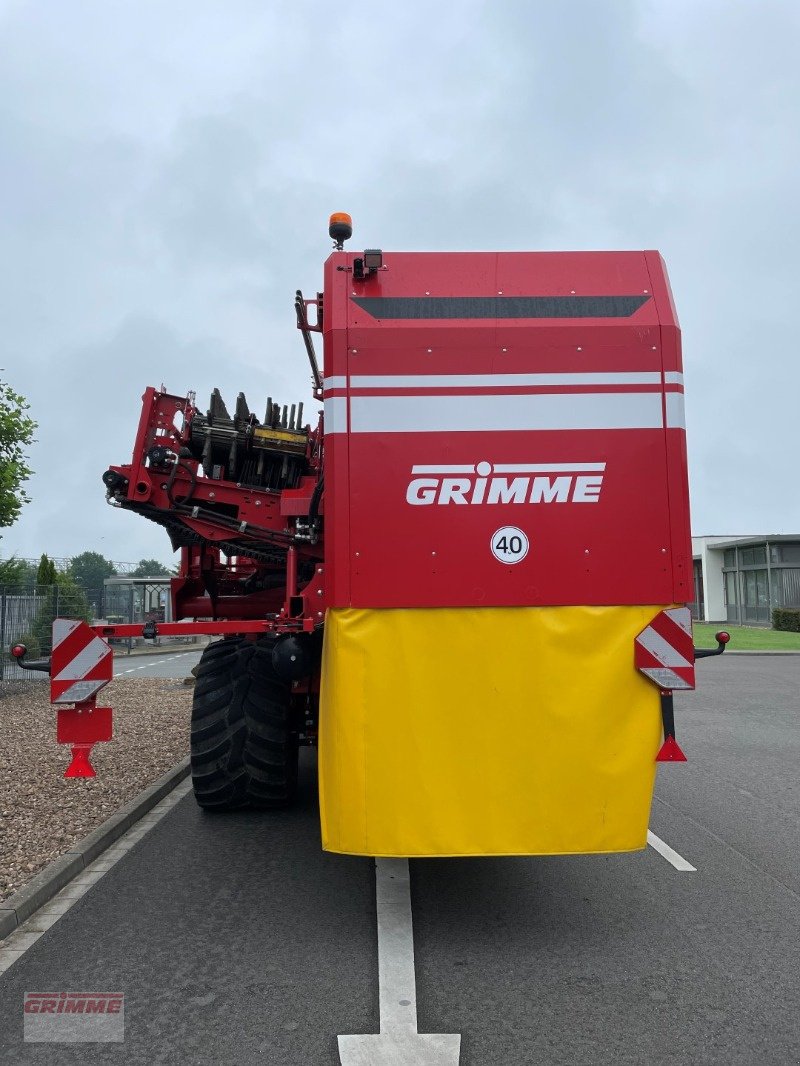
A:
<box><xmin>324</xmin><ymin>396</ymin><xmax>348</xmax><ymax>434</ymax></box>
<box><xmin>640</xmin><ymin>666</ymin><xmax>694</xmax><ymax>691</ymax></box>
<box><xmin>53</xmin><ymin>679</ymin><xmax>105</xmax><ymax>705</ymax></box>
<box><xmin>664</xmin><ymin>371</ymin><xmax>685</xmax><ymax>386</ymax></box>
<box><xmin>53</xmin><ymin>636</ymin><xmax>110</xmax><ymax>682</ymax></box>
<box><xmin>665</xmin><ymin>392</ymin><xmax>685</xmax><ymax>428</ymax></box>
<box><xmin>323</xmin><ymin>376</ymin><xmax>347</xmax><ymax>391</ymax></box>
<box><xmin>350</xmin><ymin>393</ymin><xmax>664</xmax><ymax>434</ymax></box>
<box><xmin>52</xmin><ymin>618</ymin><xmax>81</xmax><ymax>647</ymax></box>
<box><xmin>637</xmin><ymin>625</ymin><xmax>693</xmax><ymax>670</ymax></box>
<box><xmin>350</xmin><ymin>372</ymin><xmax>665</xmax><ymax>389</ymax></box>
<box><xmin>494</xmin><ymin>462</ymin><xmax>606</xmax><ymax>473</ymax></box>
<box><xmin>666</xmin><ymin>606</ymin><xmax>692</xmax><ymax>636</ymax></box>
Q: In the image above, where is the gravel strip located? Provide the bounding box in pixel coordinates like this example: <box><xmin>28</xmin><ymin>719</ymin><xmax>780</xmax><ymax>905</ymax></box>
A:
<box><xmin>0</xmin><ymin>678</ymin><xmax>193</xmax><ymax>903</ymax></box>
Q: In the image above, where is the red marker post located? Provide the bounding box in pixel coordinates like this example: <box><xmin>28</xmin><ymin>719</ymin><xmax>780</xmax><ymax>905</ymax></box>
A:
<box><xmin>50</xmin><ymin>620</ymin><xmax>114</xmax><ymax>777</ymax></box>
<box><xmin>635</xmin><ymin>607</ymin><xmax>696</xmax><ymax>762</ymax></box>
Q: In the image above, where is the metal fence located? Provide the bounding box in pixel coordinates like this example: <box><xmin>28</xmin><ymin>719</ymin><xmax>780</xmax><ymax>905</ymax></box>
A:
<box><xmin>0</xmin><ymin>583</ymin><xmax>202</xmax><ymax>681</ymax></box>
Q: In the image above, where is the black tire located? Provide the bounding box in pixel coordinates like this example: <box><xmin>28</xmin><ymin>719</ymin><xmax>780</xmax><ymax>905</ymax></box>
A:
<box><xmin>190</xmin><ymin>637</ymin><xmax>299</xmax><ymax>811</ymax></box>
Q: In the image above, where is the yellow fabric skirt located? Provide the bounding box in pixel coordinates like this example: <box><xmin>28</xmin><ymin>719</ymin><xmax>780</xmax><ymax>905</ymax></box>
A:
<box><xmin>318</xmin><ymin>606</ymin><xmax>664</xmax><ymax>857</ymax></box>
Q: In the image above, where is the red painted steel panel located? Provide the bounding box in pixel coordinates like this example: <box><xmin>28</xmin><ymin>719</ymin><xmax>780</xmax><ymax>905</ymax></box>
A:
<box><xmin>323</xmin><ymin>250</ymin><xmax>691</xmax><ymax>610</ymax></box>
<box><xmin>323</xmin><ymin>254</ymin><xmax>353</xmax><ymax>608</ymax></box>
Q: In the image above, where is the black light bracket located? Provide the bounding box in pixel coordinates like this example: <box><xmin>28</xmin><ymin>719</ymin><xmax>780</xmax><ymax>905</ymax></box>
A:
<box><xmin>353</xmin><ymin>249</ymin><xmax>385</xmax><ymax>281</ymax></box>
<box><xmin>9</xmin><ymin>643</ymin><xmax>51</xmax><ymax>674</ymax></box>
<box><xmin>657</xmin><ymin>631</ymin><xmax>730</xmax><ymax>761</ymax></box>
<box><xmin>693</xmin><ymin>631</ymin><xmax>730</xmax><ymax>659</ymax></box>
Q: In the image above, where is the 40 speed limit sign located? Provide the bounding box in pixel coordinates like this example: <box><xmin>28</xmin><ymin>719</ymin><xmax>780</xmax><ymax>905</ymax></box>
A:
<box><xmin>490</xmin><ymin>526</ymin><xmax>529</xmax><ymax>564</ymax></box>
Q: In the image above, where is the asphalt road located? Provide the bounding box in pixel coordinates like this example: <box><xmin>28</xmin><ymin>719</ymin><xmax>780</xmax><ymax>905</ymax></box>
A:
<box><xmin>113</xmin><ymin>648</ymin><xmax>204</xmax><ymax>679</ymax></box>
<box><xmin>1</xmin><ymin>656</ymin><xmax>798</xmax><ymax>1064</ymax></box>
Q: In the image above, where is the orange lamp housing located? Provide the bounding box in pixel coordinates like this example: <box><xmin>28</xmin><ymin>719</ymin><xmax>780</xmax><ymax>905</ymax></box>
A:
<box><xmin>329</xmin><ymin>212</ymin><xmax>353</xmax><ymax>248</ymax></box>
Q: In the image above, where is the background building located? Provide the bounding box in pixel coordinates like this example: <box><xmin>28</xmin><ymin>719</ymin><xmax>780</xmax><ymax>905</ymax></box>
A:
<box><xmin>691</xmin><ymin>536</ymin><xmax>800</xmax><ymax>625</ymax></box>
<box><xmin>103</xmin><ymin>575</ymin><xmax>172</xmax><ymax>625</ymax></box>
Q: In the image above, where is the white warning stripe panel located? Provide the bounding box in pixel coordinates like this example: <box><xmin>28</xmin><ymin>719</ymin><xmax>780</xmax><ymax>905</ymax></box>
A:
<box><xmin>349</xmin><ymin>392</ymin><xmax>665</xmax><ymax>435</ymax></box>
<box><xmin>636</xmin><ymin>625</ymin><xmax>693</xmax><ymax>670</ymax></box>
<box><xmin>664</xmin><ymin>372</ymin><xmax>685</xmax><ymax>386</ymax></box>
<box><xmin>665</xmin><ymin>607</ymin><xmax>692</xmax><ymax>636</ymax></box>
<box><xmin>349</xmin><ymin>372</ymin><xmax>677</xmax><ymax>390</ymax></box>
<box><xmin>52</xmin><ymin>679</ymin><xmax>106</xmax><ymax>705</ymax></box>
<box><xmin>53</xmin><ymin>618</ymin><xmax>81</xmax><ymax>644</ymax></box>
<box><xmin>324</xmin><ymin>396</ymin><xmax>348</xmax><ymax>435</ymax></box>
<box><xmin>640</xmin><ymin>666</ymin><xmax>694</xmax><ymax>691</ymax></box>
<box><xmin>53</xmin><ymin>637</ymin><xmax>110</xmax><ymax>683</ymax></box>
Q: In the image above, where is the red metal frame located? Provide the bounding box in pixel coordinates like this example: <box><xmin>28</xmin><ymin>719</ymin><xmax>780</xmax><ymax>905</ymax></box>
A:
<box><xmin>91</xmin><ymin>620</ymin><xmax>308</xmax><ymax>638</ymax></box>
<box><xmin>104</xmin><ymin>385</ymin><xmax>326</xmax><ymax>625</ymax></box>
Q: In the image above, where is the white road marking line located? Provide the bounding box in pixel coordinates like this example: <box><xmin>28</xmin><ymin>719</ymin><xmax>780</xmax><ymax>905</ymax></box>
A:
<box><xmin>0</xmin><ymin>779</ymin><xmax>192</xmax><ymax>977</ymax></box>
<box><xmin>647</xmin><ymin>830</ymin><xmax>696</xmax><ymax>872</ymax></box>
<box><xmin>338</xmin><ymin>858</ymin><xmax>461</xmax><ymax>1064</ymax></box>
<box><xmin>376</xmin><ymin>858</ymin><xmax>418</xmax><ymax>1031</ymax></box>
<box><xmin>115</xmin><ymin>649</ymin><xmax>199</xmax><ymax>676</ymax></box>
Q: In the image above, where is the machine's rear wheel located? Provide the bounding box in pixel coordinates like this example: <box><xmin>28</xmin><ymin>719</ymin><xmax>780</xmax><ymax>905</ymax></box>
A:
<box><xmin>190</xmin><ymin>637</ymin><xmax>298</xmax><ymax>811</ymax></box>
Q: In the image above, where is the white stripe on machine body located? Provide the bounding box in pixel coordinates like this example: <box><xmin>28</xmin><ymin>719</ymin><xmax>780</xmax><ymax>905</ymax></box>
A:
<box><xmin>324</xmin><ymin>396</ymin><xmax>348</xmax><ymax>434</ymax></box>
<box><xmin>323</xmin><ymin>376</ymin><xmax>348</xmax><ymax>391</ymax></box>
<box><xmin>348</xmin><ymin>371</ymin><xmax>683</xmax><ymax>390</ymax></box>
<box><xmin>349</xmin><ymin>392</ymin><xmax>666</xmax><ymax>434</ymax></box>
<box><xmin>665</xmin><ymin>391</ymin><xmax>686</xmax><ymax>429</ymax></box>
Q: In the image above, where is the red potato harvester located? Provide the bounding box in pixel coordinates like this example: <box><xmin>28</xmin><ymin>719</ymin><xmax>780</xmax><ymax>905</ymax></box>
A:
<box><xmin>12</xmin><ymin>214</ymin><xmax>728</xmax><ymax>856</ymax></box>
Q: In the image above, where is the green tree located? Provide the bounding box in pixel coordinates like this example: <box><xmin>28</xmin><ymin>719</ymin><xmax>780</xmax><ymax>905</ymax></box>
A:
<box><xmin>0</xmin><ymin>556</ymin><xmax>35</xmax><ymax>586</ymax></box>
<box><xmin>54</xmin><ymin>570</ymin><xmax>92</xmax><ymax>622</ymax></box>
<box><xmin>36</xmin><ymin>553</ymin><xmax>57</xmax><ymax>586</ymax></box>
<box><xmin>0</xmin><ymin>377</ymin><xmax>37</xmax><ymax>533</ymax></box>
<box><xmin>21</xmin><ymin>559</ymin><xmax>91</xmax><ymax>658</ymax></box>
<box><xmin>68</xmin><ymin>551</ymin><xmax>116</xmax><ymax>592</ymax></box>
<box><xmin>131</xmin><ymin>558</ymin><xmax>171</xmax><ymax>577</ymax></box>
<box><xmin>16</xmin><ymin>558</ymin><xmax>93</xmax><ymax>656</ymax></box>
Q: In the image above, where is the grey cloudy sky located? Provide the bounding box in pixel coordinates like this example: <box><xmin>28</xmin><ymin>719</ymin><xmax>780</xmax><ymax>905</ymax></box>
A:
<box><xmin>2</xmin><ymin>0</ymin><xmax>798</xmax><ymax>566</ymax></box>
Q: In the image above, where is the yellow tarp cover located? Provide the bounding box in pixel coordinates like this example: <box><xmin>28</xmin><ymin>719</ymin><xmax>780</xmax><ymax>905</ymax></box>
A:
<box><xmin>319</xmin><ymin>606</ymin><xmax>665</xmax><ymax>857</ymax></box>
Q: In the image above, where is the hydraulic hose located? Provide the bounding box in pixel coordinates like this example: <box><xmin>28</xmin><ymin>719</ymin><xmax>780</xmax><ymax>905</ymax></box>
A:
<box><xmin>308</xmin><ymin>474</ymin><xmax>324</xmax><ymax>529</ymax></box>
<box><xmin>166</xmin><ymin>461</ymin><xmax>197</xmax><ymax>506</ymax></box>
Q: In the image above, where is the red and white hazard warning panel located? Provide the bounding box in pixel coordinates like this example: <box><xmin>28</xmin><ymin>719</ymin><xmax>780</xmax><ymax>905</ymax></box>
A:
<box><xmin>49</xmin><ymin>620</ymin><xmax>113</xmax><ymax>778</ymax></box>
<box><xmin>50</xmin><ymin>619</ymin><xmax>113</xmax><ymax>704</ymax></box>
<box><xmin>320</xmin><ymin>249</ymin><xmax>691</xmax><ymax>610</ymax></box>
<box><xmin>634</xmin><ymin>607</ymin><xmax>696</xmax><ymax>691</ymax></box>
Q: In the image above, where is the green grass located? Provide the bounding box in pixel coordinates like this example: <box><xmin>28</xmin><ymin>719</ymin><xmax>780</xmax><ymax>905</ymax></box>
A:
<box><xmin>692</xmin><ymin>623</ymin><xmax>800</xmax><ymax>651</ymax></box>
